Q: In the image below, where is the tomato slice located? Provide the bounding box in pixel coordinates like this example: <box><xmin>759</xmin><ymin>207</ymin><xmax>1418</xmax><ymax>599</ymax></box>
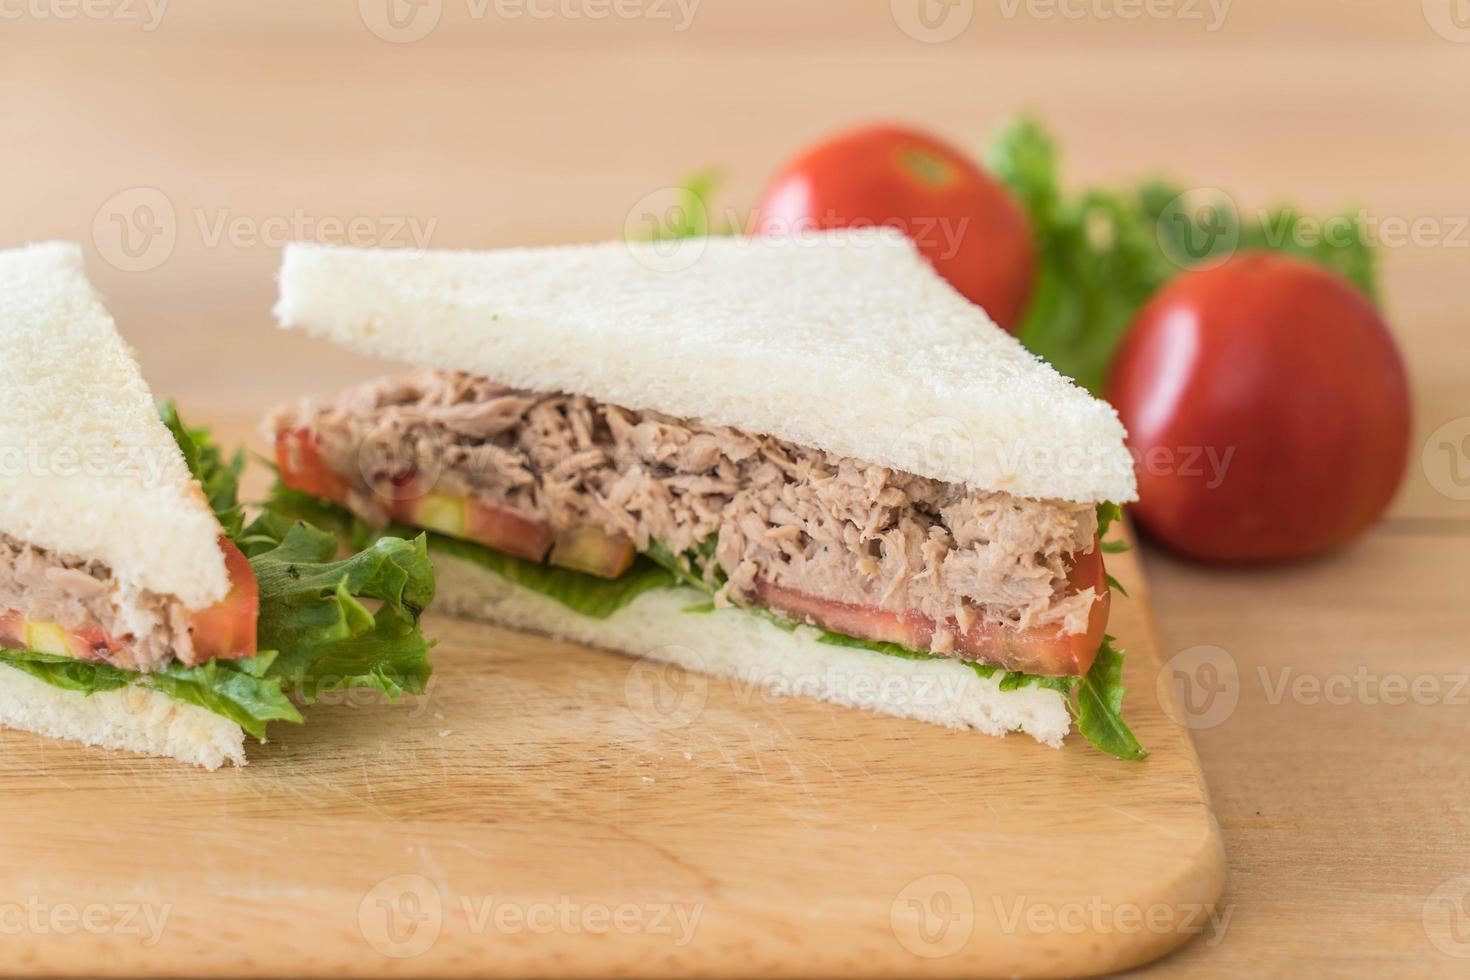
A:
<box><xmin>275</xmin><ymin>425</ymin><xmax>631</xmax><ymax>574</ymax></box>
<box><xmin>0</xmin><ymin>538</ymin><xmax>257</xmax><ymax>667</ymax></box>
<box><xmin>276</xmin><ymin>427</ymin><xmax>351</xmax><ymax>502</ymax></box>
<box><xmin>0</xmin><ymin>611</ymin><xmax>126</xmax><ymax>662</ymax></box>
<box><xmin>187</xmin><ymin>537</ymin><xmax>259</xmax><ymax>663</ymax></box>
<box><xmin>0</xmin><ymin>611</ymin><xmax>24</xmax><ymax>649</ymax></box>
<box><xmin>752</xmin><ymin>538</ymin><xmax>1110</xmax><ymax>677</ymax></box>
<box><xmin>465</xmin><ymin>499</ymin><xmax>556</xmax><ymax>562</ymax></box>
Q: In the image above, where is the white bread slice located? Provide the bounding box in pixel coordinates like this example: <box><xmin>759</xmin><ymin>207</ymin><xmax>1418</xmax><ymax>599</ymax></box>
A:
<box><xmin>0</xmin><ymin>663</ymin><xmax>245</xmax><ymax>769</ymax></box>
<box><xmin>275</xmin><ymin>232</ymin><xmax>1136</xmax><ymax>504</ymax></box>
<box><xmin>431</xmin><ymin>551</ymin><xmax>1072</xmax><ymax>746</ymax></box>
<box><xmin>0</xmin><ymin>242</ymin><xmax>229</xmax><ymax>608</ymax></box>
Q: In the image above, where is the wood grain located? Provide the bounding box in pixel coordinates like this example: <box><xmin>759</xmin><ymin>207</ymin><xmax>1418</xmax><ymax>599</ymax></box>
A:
<box><xmin>0</xmin><ymin>3</ymin><xmax>1466</xmax><ymax>975</ymax></box>
<box><xmin>0</xmin><ymin>494</ymin><xmax>1222</xmax><ymax>978</ymax></box>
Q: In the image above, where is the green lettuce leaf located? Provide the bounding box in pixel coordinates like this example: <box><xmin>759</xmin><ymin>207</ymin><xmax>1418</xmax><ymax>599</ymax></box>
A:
<box><xmin>267</xmin><ymin>485</ymin><xmax>673</xmax><ymax>621</ymax></box>
<box><xmin>159</xmin><ymin>401</ymin><xmax>246</xmax><ymax>539</ymax></box>
<box><xmin>810</xmin><ymin>628</ymin><xmax>1073</xmax><ymax>695</ymax></box>
<box><xmin>0</xmin><ymin>648</ymin><xmax>301</xmax><ymax>740</ymax></box>
<box><xmin>0</xmin><ymin>649</ymin><xmax>132</xmax><ymax>694</ymax></box>
<box><xmin>431</xmin><ymin>534</ymin><xmax>676</xmax><ymax>620</ymax></box>
<box><xmin>987</xmin><ymin>117</ymin><xmax>1377</xmax><ymax>394</ymax></box>
<box><xmin>1069</xmin><ymin>637</ymin><xmax>1146</xmax><ymax>761</ymax></box>
<box><xmin>142</xmin><ymin>653</ymin><xmax>301</xmax><ymax>740</ymax></box>
<box><xmin>241</xmin><ymin>510</ymin><xmax>436</xmax><ymax>703</ymax></box>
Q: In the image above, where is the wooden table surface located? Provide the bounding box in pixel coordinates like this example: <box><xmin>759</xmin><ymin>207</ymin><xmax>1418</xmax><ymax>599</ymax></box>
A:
<box><xmin>2</xmin><ymin>3</ymin><xmax>1467</xmax><ymax>976</ymax></box>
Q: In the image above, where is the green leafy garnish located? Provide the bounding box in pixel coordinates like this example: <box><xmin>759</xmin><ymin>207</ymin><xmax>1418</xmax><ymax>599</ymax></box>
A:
<box><xmin>432</xmin><ymin>534</ymin><xmax>677</xmax><ymax>620</ymax></box>
<box><xmin>0</xmin><ymin>649</ymin><xmax>300</xmax><ymax>740</ymax></box>
<box><xmin>0</xmin><ymin>649</ymin><xmax>131</xmax><ymax>695</ymax></box>
<box><xmin>268</xmin><ymin>485</ymin><xmax>673</xmax><ymax>621</ymax></box>
<box><xmin>1069</xmin><ymin>637</ymin><xmax>1146</xmax><ymax>761</ymax></box>
<box><xmin>987</xmin><ymin>117</ymin><xmax>1377</xmax><ymax>394</ymax></box>
<box><xmin>241</xmin><ymin>510</ymin><xmax>435</xmax><ymax>703</ymax></box>
<box><xmin>143</xmin><ymin>654</ymin><xmax>302</xmax><ymax>740</ymax></box>
<box><xmin>160</xmin><ymin>401</ymin><xmax>246</xmax><ymax>539</ymax></box>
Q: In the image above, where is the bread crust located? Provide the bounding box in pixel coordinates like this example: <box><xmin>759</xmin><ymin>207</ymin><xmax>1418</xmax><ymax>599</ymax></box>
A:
<box><xmin>0</xmin><ymin>663</ymin><xmax>246</xmax><ymax>769</ymax></box>
<box><xmin>0</xmin><ymin>242</ymin><xmax>230</xmax><ymax>609</ymax></box>
<box><xmin>431</xmin><ymin>550</ymin><xmax>1073</xmax><ymax>747</ymax></box>
<box><xmin>275</xmin><ymin>232</ymin><xmax>1137</xmax><ymax>504</ymax></box>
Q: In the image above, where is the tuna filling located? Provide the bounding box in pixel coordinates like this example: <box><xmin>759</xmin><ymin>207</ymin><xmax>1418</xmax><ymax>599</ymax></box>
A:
<box><xmin>0</xmin><ymin>533</ymin><xmax>199</xmax><ymax>672</ymax></box>
<box><xmin>270</xmin><ymin>371</ymin><xmax>1107</xmax><ymax>676</ymax></box>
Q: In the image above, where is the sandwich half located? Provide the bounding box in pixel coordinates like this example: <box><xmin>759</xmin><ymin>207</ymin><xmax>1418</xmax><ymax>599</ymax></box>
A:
<box><xmin>0</xmin><ymin>242</ymin><xmax>436</xmax><ymax>768</ymax></box>
<box><xmin>269</xmin><ymin>230</ymin><xmax>1144</xmax><ymax>757</ymax></box>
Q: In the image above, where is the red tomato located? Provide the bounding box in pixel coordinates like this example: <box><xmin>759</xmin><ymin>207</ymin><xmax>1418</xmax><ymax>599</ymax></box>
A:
<box><xmin>753</xmin><ymin>123</ymin><xmax>1036</xmax><ymax>330</ymax></box>
<box><xmin>0</xmin><ymin>612</ymin><xmax>23</xmax><ymax>649</ymax></box>
<box><xmin>1107</xmin><ymin>253</ymin><xmax>1411</xmax><ymax>563</ymax></box>
<box><xmin>752</xmin><ymin>538</ymin><xmax>1109</xmax><ymax>677</ymax></box>
<box><xmin>188</xmin><ymin>537</ymin><xmax>260</xmax><ymax>661</ymax></box>
<box><xmin>461</xmin><ymin>497</ymin><xmax>555</xmax><ymax>562</ymax></box>
<box><xmin>275</xmin><ymin>428</ymin><xmax>350</xmax><ymax>502</ymax></box>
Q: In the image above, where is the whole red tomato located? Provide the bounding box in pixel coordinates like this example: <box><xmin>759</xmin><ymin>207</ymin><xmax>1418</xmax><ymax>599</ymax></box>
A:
<box><xmin>753</xmin><ymin>124</ymin><xmax>1035</xmax><ymax>330</ymax></box>
<box><xmin>1107</xmin><ymin>253</ymin><xmax>1411</xmax><ymax>563</ymax></box>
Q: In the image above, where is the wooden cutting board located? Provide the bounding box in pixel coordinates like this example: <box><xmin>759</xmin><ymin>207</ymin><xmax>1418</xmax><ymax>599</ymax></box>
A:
<box><xmin>0</xmin><ymin>466</ymin><xmax>1224</xmax><ymax>977</ymax></box>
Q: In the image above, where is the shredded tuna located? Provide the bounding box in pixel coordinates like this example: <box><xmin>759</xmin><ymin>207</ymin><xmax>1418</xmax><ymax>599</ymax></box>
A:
<box><xmin>272</xmin><ymin>370</ymin><xmax>1100</xmax><ymax>639</ymax></box>
<box><xmin>0</xmin><ymin>532</ymin><xmax>195</xmax><ymax>672</ymax></box>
